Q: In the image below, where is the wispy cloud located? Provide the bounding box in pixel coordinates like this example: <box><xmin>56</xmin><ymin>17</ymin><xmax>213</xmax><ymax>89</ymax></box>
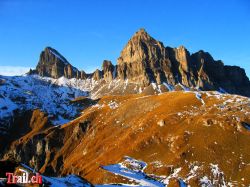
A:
<box><xmin>0</xmin><ymin>66</ymin><xmax>32</xmax><ymax>76</ymax></box>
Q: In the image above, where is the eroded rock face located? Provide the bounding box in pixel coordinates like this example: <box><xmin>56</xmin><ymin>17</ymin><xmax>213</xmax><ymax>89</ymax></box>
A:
<box><xmin>35</xmin><ymin>47</ymin><xmax>86</xmax><ymax>79</ymax></box>
<box><xmin>115</xmin><ymin>29</ymin><xmax>250</xmax><ymax>96</ymax></box>
<box><xmin>190</xmin><ymin>50</ymin><xmax>250</xmax><ymax>95</ymax></box>
<box><xmin>224</xmin><ymin>65</ymin><xmax>250</xmax><ymax>95</ymax></box>
<box><xmin>30</xmin><ymin>29</ymin><xmax>250</xmax><ymax>97</ymax></box>
<box><xmin>117</xmin><ymin>28</ymin><xmax>174</xmax><ymax>86</ymax></box>
<box><xmin>0</xmin><ymin>109</ymin><xmax>49</xmax><ymax>143</ymax></box>
<box><xmin>102</xmin><ymin>60</ymin><xmax>115</xmax><ymax>82</ymax></box>
<box><xmin>92</xmin><ymin>69</ymin><xmax>103</xmax><ymax>81</ymax></box>
<box><xmin>2</xmin><ymin>120</ymin><xmax>90</xmax><ymax>176</ymax></box>
<box><xmin>167</xmin><ymin>46</ymin><xmax>197</xmax><ymax>87</ymax></box>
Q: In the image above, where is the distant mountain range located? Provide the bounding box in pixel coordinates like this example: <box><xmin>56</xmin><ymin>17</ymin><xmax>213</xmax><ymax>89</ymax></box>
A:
<box><xmin>30</xmin><ymin>28</ymin><xmax>250</xmax><ymax>97</ymax></box>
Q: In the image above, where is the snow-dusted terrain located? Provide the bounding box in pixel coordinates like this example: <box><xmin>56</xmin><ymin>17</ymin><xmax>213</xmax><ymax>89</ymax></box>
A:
<box><xmin>100</xmin><ymin>156</ymin><xmax>166</xmax><ymax>187</ymax></box>
<box><xmin>0</xmin><ymin>74</ymin><xmax>247</xmax><ymax>128</ymax></box>
<box><xmin>0</xmin><ymin>75</ymin><xmax>96</xmax><ymax>126</ymax></box>
<box><xmin>98</xmin><ymin>156</ymin><xmax>236</xmax><ymax>187</ymax></box>
<box><xmin>1</xmin><ymin>74</ymin><xmax>249</xmax><ymax>186</ymax></box>
<box><xmin>0</xmin><ymin>74</ymin><xmax>172</xmax><ymax>127</ymax></box>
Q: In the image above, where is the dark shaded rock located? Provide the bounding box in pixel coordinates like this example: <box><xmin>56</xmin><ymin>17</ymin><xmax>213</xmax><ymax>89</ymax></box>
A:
<box><xmin>102</xmin><ymin>60</ymin><xmax>115</xmax><ymax>82</ymax></box>
<box><xmin>224</xmin><ymin>66</ymin><xmax>250</xmax><ymax>96</ymax></box>
<box><xmin>34</xmin><ymin>47</ymin><xmax>86</xmax><ymax>79</ymax></box>
<box><xmin>242</xmin><ymin>122</ymin><xmax>250</xmax><ymax>130</ymax></box>
<box><xmin>92</xmin><ymin>69</ymin><xmax>103</xmax><ymax>81</ymax></box>
<box><xmin>0</xmin><ymin>160</ymin><xmax>19</xmax><ymax>178</ymax></box>
<box><xmin>115</xmin><ymin>28</ymin><xmax>250</xmax><ymax>96</ymax></box>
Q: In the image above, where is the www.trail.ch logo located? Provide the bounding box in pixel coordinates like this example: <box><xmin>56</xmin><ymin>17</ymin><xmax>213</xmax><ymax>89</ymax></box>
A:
<box><xmin>5</xmin><ymin>168</ymin><xmax>42</xmax><ymax>184</ymax></box>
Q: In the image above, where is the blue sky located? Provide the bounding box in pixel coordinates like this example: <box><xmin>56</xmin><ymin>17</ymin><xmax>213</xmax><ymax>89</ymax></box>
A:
<box><xmin>0</xmin><ymin>0</ymin><xmax>249</xmax><ymax>77</ymax></box>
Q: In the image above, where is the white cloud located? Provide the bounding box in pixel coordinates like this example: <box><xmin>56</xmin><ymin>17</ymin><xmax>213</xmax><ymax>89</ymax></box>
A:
<box><xmin>0</xmin><ymin>66</ymin><xmax>32</xmax><ymax>76</ymax></box>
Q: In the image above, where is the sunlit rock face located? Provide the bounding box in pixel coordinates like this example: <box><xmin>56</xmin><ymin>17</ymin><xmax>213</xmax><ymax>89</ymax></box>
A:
<box><xmin>29</xmin><ymin>29</ymin><xmax>250</xmax><ymax>96</ymax></box>
<box><xmin>35</xmin><ymin>47</ymin><xmax>87</xmax><ymax>79</ymax></box>
<box><xmin>115</xmin><ymin>29</ymin><xmax>250</xmax><ymax>96</ymax></box>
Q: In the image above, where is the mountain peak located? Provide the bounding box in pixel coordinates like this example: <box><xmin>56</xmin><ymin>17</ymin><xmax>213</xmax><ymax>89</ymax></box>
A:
<box><xmin>35</xmin><ymin>47</ymin><xmax>86</xmax><ymax>79</ymax></box>
<box><xmin>117</xmin><ymin>29</ymin><xmax>163</xmax><ymax>64</ymax></box>
<box><xmin>29</xmin><ymin>30</ymin><xmax>250</xmax><ymax>97</ymax></box>
<box><xmin>134</xmin><ymin>28</ymin><xmax>149</xmax><ymax>36</ymax></box>
<box><xmin>44</xmin><ymin>46</ymin><xmax>69</xmax><ymax>65</ymax></box>
<box><xmin>130</xmin><ymin>28</ymin><xmax>156</xmax><ymax>43</ymax></box>
<box><xmin>137</xmin><ymin>28</ymin><xmax>147</xmax><ymax>33</ymax></box>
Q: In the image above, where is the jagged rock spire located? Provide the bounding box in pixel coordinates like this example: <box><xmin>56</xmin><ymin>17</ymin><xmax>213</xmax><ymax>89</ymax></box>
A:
<box><xmin>31</xmin><ymin>30</ymin><xmax>250</xmax><ymax>97</ymax></box>
<box><xmin>35</xmin><ymin>47</ymin><xmax>86</xmax><ymax>79</ymax></box>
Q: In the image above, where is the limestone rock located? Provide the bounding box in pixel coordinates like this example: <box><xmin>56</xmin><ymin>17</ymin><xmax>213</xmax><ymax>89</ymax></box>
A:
<box><xmin>116</xmin><ymin>28</ymin><xmax>174</xmax><ymax>85</ymax></box>
<box><xmin>102</xmin><ymin>60</ymin><xmax>115</xmax><ymax>82</ymax></box>
<box><xmin>35</xmin><ymin>47</ymin><xmax>85</xmax><ymax>79</ymax></box>
<box><xmin>92</xmin><ymin>69</ymin><xmax>103</xmax><ymax>81</ymax></box>
<box><xmin>30</xmin><ymin>29</ymin><xmax>250</xmax><ymax>97</ymax></box>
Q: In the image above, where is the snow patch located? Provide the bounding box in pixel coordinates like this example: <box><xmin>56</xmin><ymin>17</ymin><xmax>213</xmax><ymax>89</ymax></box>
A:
<box><xmin>108</xmin><ymin>101</ymin><xmax>119</xmax><ymax>109</ymax></box>
<box><xmin>102</xmin><ymin>156</ymin><xmax>164</xmax><ymax>187</ymax></box>
<box><xmin>218</xmin><ymin>87</ymin><xmax>227</xmax><ymax>94</ymax></box>
<box><xmin>157</xmin><ymin>119</ymin><xmax>165</xmax><ymax>127</ymax></box>
<box><xmin>151</xmin><ymin>83</ymin><xmax>161</xmax><ymax>93</ymax></box>
<box><xmin>194</xmin><ymin>92</ymin><xmax>205</xmax><ymax>105</ymax></box>
<box><xmin>178</xmin><ymin>83</ymin><xmax>190</xmax><ymax>91</ymax></box>
<box><xmin>0</xmin><ymin>75</ymin><xmax>91</xmax><ymax>126</ymax></box>
<box><xmin>163</xmin><ymin>82</ymin><xmax>174</xmax><ymax>91</ymax></box>
<box><xmin>20</xmin><ymin>163</ymin><xmax>91</xmax><ymax>187</ymax></box>
<box><xmin>0</xmin><ymin>97</ymin><xmax>18</xmax><ymax>118</ymax></box>
<box><xmin>49</xmin><ymin>49</ymin><xmax>69</xmax><ymax>65</ymax></box>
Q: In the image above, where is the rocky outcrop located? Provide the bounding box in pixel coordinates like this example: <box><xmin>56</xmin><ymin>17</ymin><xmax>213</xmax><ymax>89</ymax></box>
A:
<box><xmin>2</xmin><ymin>119</ymin><xmax>90</xmax><ymax>176</ymax></box>
<box><xmin>0</xmin><ymin>109</ymin><xmax>51</xmax><ymax>157</ymax></box>
<box><xmin>30</xmin><ymin>29</ymin><xmax>250</xmax><ymax>97</ymax></box>
<box><xmin>92</xmin><ymin>69</ymin><xmax>103</xmax><ymax>81</ymax></box>
<box><xmin>189</xmin><ymin>50</ymin><xmax>250</xmax><ymax>95</ymax></box>
<box><xmin>34</xmin><ymin>47</ymin><xmax>87</xmax><ymax>79</ymax></box>
<box><xmin>224</xmin><ymin>65</ymin><xmax>250</xmax><ymax>96</ymax></box>
<box><xmin>117</xmin><ymin>28</ymin><xmax>174</xmax><ymax>86</ymax></box>
<box><xmin>166</xmin><ymin>46</ymin><xmax>197</xmax><ymax>87</ymax></box>
<box><xmin>102</xmin><ymin>60</ymin><xmax>115</xmax><ymax>82</ymax></box>
<box><xmin>115</xmin><ymin>29</ymin><xmax>250</xmax><ymax>96</ymax></box>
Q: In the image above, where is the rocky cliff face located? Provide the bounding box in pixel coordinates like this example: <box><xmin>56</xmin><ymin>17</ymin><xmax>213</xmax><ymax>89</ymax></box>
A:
<box><xmin>116</xmin><ymin>28</ymin><xmax>174</xmax><ymax>86</ymax></box>
<box><xmin>30</xmin><ymin>29</ymin><xmax>250</xmax><ymax>97</ymax></box>
<box><xmin>115</xmin><ymin>29</ymin><xmax>250</xmax><ymax>96</ymax></box>
<box><xmin>102</xmin><ymin>60</ymin><xmax>115</xmax><ymax>82</ymax></box>
<box><xmin>34</xmin><ymin>47</ymin><xmax>87</xmax><ymax>79</ymax></box>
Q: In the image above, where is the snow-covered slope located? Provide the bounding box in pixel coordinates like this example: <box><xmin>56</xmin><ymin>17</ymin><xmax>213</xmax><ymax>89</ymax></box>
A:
<box><xmin>0</xmin><ymin>74</ymin><xmax>145</xmax><ymax>128</ymax></box>
<box><xmin>0</xmin><ymin>75</ymin><xmax>96</xmax><ymax>126</ymax></box>
<box><xmin>1</xmin><ymin>79</ymin><xmax>250</xmax><ymax>186</ymax></box>
<box><xmin>0</xmin><ymin>74</ymin><xmax>247</xmax><ymax>128</ymax></box>
<box><xmin>99</xmin><ymin>156</ymin><xmax>232</xmax><ymax>187</ymax></box>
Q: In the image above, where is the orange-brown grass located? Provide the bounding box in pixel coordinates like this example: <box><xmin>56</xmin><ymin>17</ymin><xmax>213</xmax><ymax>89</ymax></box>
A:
<box><xmin>54</xmin><ymin>92</ymin><xmax>250</xmax><ymax>185</ymax></box>
<box><xmin>6</xmin><ymin>91</ymin><xmax>250</xmax><ymax>185</ymax></box>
